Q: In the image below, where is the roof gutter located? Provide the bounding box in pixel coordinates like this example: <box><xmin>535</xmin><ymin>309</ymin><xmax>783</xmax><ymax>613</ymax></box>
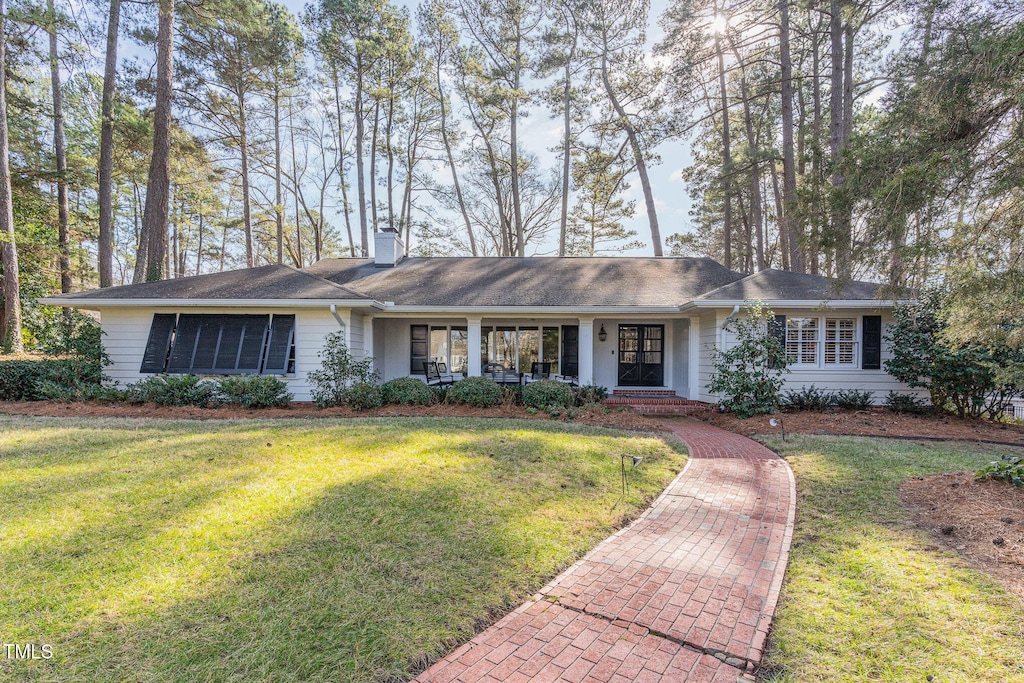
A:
<box><xmin>38</xmin><ymin>297</ymin><xmax>386</xmax><ymax>311</ymax></box>
<box><xmin>679</xmin><ymin>299</ymin><xmax>910</xmax><ymax>312</ymax></box>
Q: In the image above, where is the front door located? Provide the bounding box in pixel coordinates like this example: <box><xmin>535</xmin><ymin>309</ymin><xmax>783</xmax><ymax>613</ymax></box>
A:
<box><xmin>618</xmin><ymin>325</ymin><xmax>664</xmax><ymax>386</ymax></box>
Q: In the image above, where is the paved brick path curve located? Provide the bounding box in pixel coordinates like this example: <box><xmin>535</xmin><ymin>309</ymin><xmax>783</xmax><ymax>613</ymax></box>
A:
<box><xmin>414</xmin><ymin>418</ymin><xmax>796</xmax><ymax>683</ymax></box>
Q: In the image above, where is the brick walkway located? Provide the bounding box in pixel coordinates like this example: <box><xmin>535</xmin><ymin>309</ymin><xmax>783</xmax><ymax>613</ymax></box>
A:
<box><xmin>414</xmin><ymin>418</ymin><xmax>796</xmax><ymax>683</ymax></box>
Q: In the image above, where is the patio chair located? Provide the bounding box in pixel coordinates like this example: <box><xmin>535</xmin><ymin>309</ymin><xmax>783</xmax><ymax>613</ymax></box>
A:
<box><xmin>523</xmin><ymin>362</ymin><xmax>552</xmax><ymax>384</ymax></box>
<box><xmin>424</xmin><ymin>361</ymin><xmax>455</xmax><ymax>386</ymax></box>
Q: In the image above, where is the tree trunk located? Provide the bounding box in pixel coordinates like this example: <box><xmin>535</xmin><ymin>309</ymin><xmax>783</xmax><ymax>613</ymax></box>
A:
<box><xmin>47</xmin><ymin>0</ymin><xmax>71</xmax><ymax>294</ymax></box>
<box><xmin>558</xmin><ymin>59</ymin><xmax>571</xmax><ymax>257</ymax></box>
<box><xmin>829</xmin><ymin>0</ymin><xmax>851</xmax><ymax>278</ymax></box>
<box><xmin>508</xmin><ymin>30</ymin><xmax>526</xmax><ymax>257</ymax></box>
<box><xmin>600</xmin><ymin>46</ymin><xmax>662</xmax><ymax>256</ymax></box>
<box><xmin>331</xmin><ymin>67</ymin><xmax>355</xmax><ymax>257</ymax></box>
<box><xmin>288</xmin><ymin>94</ymin><xmax>302</xmax><ymax>267</ymax></box>
<box><xmin>273</xmin><ymin>83</ymin><xmax>283</xmax><ymax>264</ymax></box>
<box><xmin>97</xmin><ymin>0</ymin><xmax>120</xmax><ymax>288</ymax></box>
<box><xmin>142</xmin><ymin>0</ymin><xmax>174</xmax><ymax>282</ymax></box>
<box><xmin>238</xmin><ymin>93</ymin><xmax>254</xmax><ymax>267</ymax></box>
<box><xmin>714</xmin><ymin>25</ymin><xmax>732</xmax><ymax>270</ymax></box>
<box><xmin>436</xmin><ymin>60</ymin><xmax>476</xmax><ymax>255</ymax></box>
<box><xmin>729</xmin><ymin>37</ymin><xmax>765</xmax><ymax>271</ymax></box>
<box><xmin>0</xmin><ymin>0</ymin><xmax>23</xmax><ymax>351</ymax></box>
<box><xmin>779</xmin><ymin>0</ymin><xmax>803</xmax><ymax>272</ymax></box>
<box><xmin>369</xmin><ymin>100</ymin><xmax>379</xmax><ymax>232</ymax></box>
<box><xmin>385</xmin><ymin>94</ymin><xmax>396</xmax><ymax>232</ymax></box>
<box><xmin>354</xmin><ymin>58</ymin><xmax>368</xmax><ymax>256</ymax></box>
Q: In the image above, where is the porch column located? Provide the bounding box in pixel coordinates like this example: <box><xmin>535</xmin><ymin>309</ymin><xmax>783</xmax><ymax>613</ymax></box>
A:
<box><xmin>467</xmin><ymin>317</ymin><xmax>482</xmax><ymax>377</ymax></box>
<box><xmin>363</xmin><ymin>315</ymin><xmax>374</xmax><ymax>363</ymax></box>
<box><xmin>578</xmin><ymin>318</ymin><xmax>595</xmax><ymax>386</ymax></box>
<box><xmin>688</xmin><ymin>316</ymin><xmax>700</xmax><ymax>400</ymax></box>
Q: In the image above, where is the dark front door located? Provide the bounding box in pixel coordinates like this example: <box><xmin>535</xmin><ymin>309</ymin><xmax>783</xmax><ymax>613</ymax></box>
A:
<box><xmin>618</xmin><ymin>325</ymin><xmax>665</xmax><ymax>386</ymax></box>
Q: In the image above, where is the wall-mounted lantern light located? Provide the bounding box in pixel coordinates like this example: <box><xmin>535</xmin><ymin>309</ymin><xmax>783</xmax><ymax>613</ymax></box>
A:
<box><xmin>598</xmin><ymin>324</ymin><xmax>607</xmax><ymax>342</ymax></box>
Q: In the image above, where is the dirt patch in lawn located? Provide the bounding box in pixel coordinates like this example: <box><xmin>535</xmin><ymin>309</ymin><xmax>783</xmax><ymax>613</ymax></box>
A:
<box><xmin>900</xmin><ymin>472</ymin><xmax>1024</xmax><ymax>603</ymax></box>
<box><xmin>0</xmin><ymin>400</ymin><xmax>664</xmax><ymax>432</ymax></box>
<box><xmin>698</xmin><ymin>409</ymin><xmax>1024</xmax><ymax>445</ymax></box>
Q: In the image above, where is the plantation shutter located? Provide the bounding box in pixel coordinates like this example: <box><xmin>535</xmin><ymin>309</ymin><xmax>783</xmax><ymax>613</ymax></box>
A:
<box><xmin>769</xmin><ymin>315</ymin><xmax>787</xmax><ymax>369</ymax></box>
<box><xmin>140</xmin><ymin>313</ymin><xmax>177</xmax><ymax>373</ymax></box>
<box><xmin>862</xmin><ymin>315</ymin><xmax>882</xmax><ymax>370</ymax></box>
<box><xmin>410</xmin><ymin>324</ymin><xmax>428</xmax><ymax>374</ymax></box>
<box><xmin>262</xmin><ymin>315</ymin><xmax>295</xmax><ymax>374</ymax></box>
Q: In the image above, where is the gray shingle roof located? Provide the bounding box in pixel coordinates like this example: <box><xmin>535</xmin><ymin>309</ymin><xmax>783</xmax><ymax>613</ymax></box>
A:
<box><xmin>694</xmin><ymin>269</ymin><xmax>888</xmax><ymax>302</ymax></box>
<box><xmin>303</xmin><ymin>257</ymin><xmax>746</xmax><ymax>307</ymax></box>
<box><xmin>52</xmin><ymin>264</ymin><xmax>369</xmax><ymax>301</ymax></box>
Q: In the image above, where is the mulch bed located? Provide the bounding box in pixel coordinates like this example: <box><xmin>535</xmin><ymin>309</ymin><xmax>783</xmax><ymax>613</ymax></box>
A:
<box><xmin>0</xmin><ymin>400</ymin><xmax>664</xmax><ymax>432</ymax></box>
<box><xmin>900</xmin><ymin>472</ymin><xmax>1024</xmax><ymax>603</ymax></box>
<box><xmin>697</xmin><ymin>409</ymin><xmax>1024</xmax><ymax>445</ymax></box>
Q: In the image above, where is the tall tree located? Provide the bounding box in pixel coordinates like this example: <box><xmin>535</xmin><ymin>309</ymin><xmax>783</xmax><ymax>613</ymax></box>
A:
<box><xmin>97</xmin><ymin>0</ymin><xmax>119</xmax><ymax>287</ymax></box>
<box><xmin>0</xmin><ymin>0</ymin><xmax>23</xmax><ymax>351</ymax></box>
<box><xmin>582</xmin><ymin>0</ymin><xmax>669</xmax><ymax>256</ymax></box>
<box><xmin>456</xmin><ymin>0</ymin><xmax>545</xmax><ymax>256</ymax></box>
<box><xmin>45</xmin><ymin>0</ymin><xmax>71</xmax><ymax>293</ymax></box>
<box><xmin>418</xmin><ymin>0</ymin><xmax>477</xmax><ymax>254</ymax></box>
<box><xmin>140</xmin><ymin>0</ymin><xmax>174</xmax><ymax>282</ymax></box>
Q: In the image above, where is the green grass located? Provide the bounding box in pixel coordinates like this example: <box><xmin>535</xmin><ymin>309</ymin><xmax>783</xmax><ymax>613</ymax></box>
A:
<box><xmin>0</xmin><ymin>416</ymin><xmax>685</xmax><ymax>683</ymax></box>
<box><xmin>761</xmin><ymin>435</ymin><xmax>1024</xmax><ymax>683</ymax></box>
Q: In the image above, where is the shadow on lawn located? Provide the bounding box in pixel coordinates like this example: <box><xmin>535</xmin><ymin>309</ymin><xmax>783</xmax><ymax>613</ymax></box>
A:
<box><xmin>2</xmin><ymin>420</ymin><xmax>685</xmax><ymax>683</ymax></box>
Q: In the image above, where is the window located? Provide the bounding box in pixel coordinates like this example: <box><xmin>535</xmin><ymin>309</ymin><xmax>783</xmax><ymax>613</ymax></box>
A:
<box><xmin>786</xmin><ymin>317</ymin><xmax>819</xmax><ymax>365</ymax></box>
<box><xmin>141</xmin><ymin>313</ymin><xmax>295</xmax><ymax>375</ymax></box>
<box><xmin>426</xmin><ymin>325</ymin><xmax>468</xmax><ymax>374</ymax></box>
<box><xmin>410</xmin><ymin>324</ymin><xmax>428</xmax><ymax>374</ymax></box>
<box><xmin>482</xmin><ymin>324</ymin><xmax>561</xmax><ymax>373</ymax></box>
<box><xmin>824</xmin><ymin>318</ymin><xmax>857</xmax><ymax>365</ymax></box>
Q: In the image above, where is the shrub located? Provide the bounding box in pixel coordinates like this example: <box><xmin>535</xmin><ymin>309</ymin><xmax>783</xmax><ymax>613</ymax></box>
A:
<box><xmin>35</xmin><ymin>381</ymin><xmax>127</xmax><ymax>403</ymax></box>
<box><xmin>782</xmin><ymin>385</ymin><xmax>836</xmax><ymax>411</ymax></box>
<box><xmin>885</xmin><ymin>391</ymin><xmax>929</xmax><ymax>414</ymax></box>
<box><xmin>217</xmin><ymin>375</ymin><xmax>292</xmax><ymax>409</ymax></box>
<box><xmin>885</xmin><ymin>290</ymin><xmax>1024</xmax><ymax>418</ymax></box>
<box><xmin>834</xmin><ymin>389</ymin><xmax>874</xmax><ymax>410</ymax></box>
<box><xmin>523</xmin><ymin>379</ymin><xmax>574</xmax><ymax>410</ymax></box>
<box><xmin>449</xmin><ymin>376</ymin><xmax>502</xmax><ymax>407</ymax></box>
<box><xmin>0</xmin><ymin>358</ymin><xmax>105</xmax><ymax>401</ymax></box>
<box><xmin>500</xmin><ymin>384</ymin><xmax>523</xmax><ymax>407</ymax></box>
<box><xmin>128</xmin><ymin>375</ymin><xmax>218</xmax><ymax>407</ymax></box>
<box><xmin>976</xmin><ymin>455</ymin><xmax>1024</xmax><ymax>488</ymax></box>
<box><xmin>381</xmin><ymin>377</ymin><xmax>433</xmax><ymax>405</ymax></box>
<box><xmin>308</xmin><ymin>332</ymin><xmax>379</xmax><ymax>408</ymax></box>
<box><xmin>707</xmin><ymin>302</ymin><xmax>788</xmax><ymax>418</ymax></box>
<box><xmin>572</xmin><ymin>383</ymin><xmax>609</xmax><ymax>406</ymax></box>
<box><xmin>344</xmin><ymin>382</ymin><xmax>384</xmax><ymax>411</ymax></box>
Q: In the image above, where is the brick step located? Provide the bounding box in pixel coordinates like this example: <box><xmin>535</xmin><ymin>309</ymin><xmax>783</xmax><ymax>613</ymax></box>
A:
<box><xmin>603</xmin><ymin>396</ymin><xmax>713</xmax><ymax>415</ymax></box>
<box><xmin>611</xmin><ymin>389</ymin><xmax>679</xmax><ymax>397</ymax></box>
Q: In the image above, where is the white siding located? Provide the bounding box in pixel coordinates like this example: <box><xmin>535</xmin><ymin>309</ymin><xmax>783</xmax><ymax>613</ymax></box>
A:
<box><xmin>697</xmin><ymin>311</ymin><xmax>722</xmax><ymax>403</ymax></box>
<box><xmin>98</xmin><ymin>305</ymin><xmax>349</xmax><ymax>402</ymax></box>
<box><xmin>697</xmin><ymin>306</ymin><xmax>924</xmax><ymax>404</ymax></box>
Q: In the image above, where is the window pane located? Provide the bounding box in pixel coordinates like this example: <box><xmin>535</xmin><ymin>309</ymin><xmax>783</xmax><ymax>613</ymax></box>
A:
<box><xmin>492</xmin><ymin>327</ymin><xmax>516</xmax><ymax>369</ymax></box>
<box><xmin>787</xmin><ymin>317</ymin><xmax>818</xmax><ymax>365</ymax></box>
<box><xmin>450</xmin><ymin>327</ymin><xmax>468</xmax><ymax>374</ymax></box>
<box><xmin>430</xmin><ymin>327</ymin><xmax>448</xmax><ymax>366</ymax></box>
<box><xmin>543</xmin><ymin>327</ymin><xmax>559</xmax><ymax>374</ymax></box>
<box><xmin>518</xmin><ymin>328</ymin><xmax>539</xmax><ymax>373</ymax></box>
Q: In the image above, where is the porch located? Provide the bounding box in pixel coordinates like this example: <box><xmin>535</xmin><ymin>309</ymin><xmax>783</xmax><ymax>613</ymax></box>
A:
<box><xmin>369</xmin><ymin>316</ymin><xmax>704</xmax><ymax>399</ymax></box>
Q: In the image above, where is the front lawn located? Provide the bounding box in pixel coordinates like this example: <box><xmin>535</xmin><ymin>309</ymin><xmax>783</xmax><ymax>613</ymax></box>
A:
<box><xmin>762</xmin><ymin>435</ymin><xmax>1024</xmax><ymax>682</ymax></box>
<box><xmin>0</xmin><ymin>416</ymin><xmax>684</xmax><ymax>683</ymax></box>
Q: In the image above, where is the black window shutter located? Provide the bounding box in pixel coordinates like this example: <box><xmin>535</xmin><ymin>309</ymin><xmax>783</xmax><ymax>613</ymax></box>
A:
<box><xmin>862</xmin><ymin>315</ymin><xmax>882</xmax><ymax>370</ymax></box>
<box><xmin>140</xmin><ymin>313</ymin><xmax>177</xmax><ymax>373</ymax></box>
<box><xmin>561</xmin><ymin>325</ymin><xmax>579</xmax><ymax>377</ymax></box>
<box><xmin>410</xmin><ymin>324</ymin><xmax>428</xmax><ymax>374</ymax></box>
<box><xmin>213</xmin><ymin>316</ymin><xmax>247</xmax><ymax>370</ymax></box>
<box><xmin>769</xmin><ymin>315</ymin><xmax>787</xmax><ymax>368</ymax></box>
<box><xmin>237</xmin><ymin>315</ymin><xmax>270</xmax><ymax>372</ymax></box>
<box><xmin>166</xmin><ymin>314</ymin><xmax>202</xmax><ymax>372</ymax></box>
<box><xmin>262</xmin><ymin>315</ymin><xmax>295</xmax><ymax>374</ymax></box>
<box><xmin>190</xmin><ymin>317</ymin><xmax>222</xmax><ymax>372</ymax></box>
